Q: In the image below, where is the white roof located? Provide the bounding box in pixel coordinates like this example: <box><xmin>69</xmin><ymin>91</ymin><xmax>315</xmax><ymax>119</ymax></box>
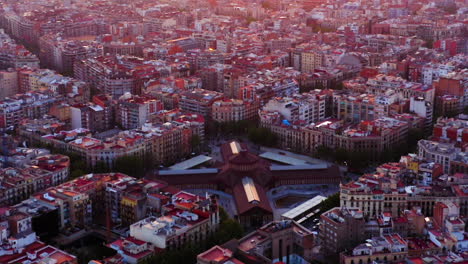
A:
<box><xmin>270</xmin><ymin>164</ymin><xmax>328</xmax><ymax>170</ymax></box>
<box><xmin>159</xmin><ymin>168</ymin><xmax>218</xmax><ymax>175</ymax></box>
<box><xmin>169</xmin><ymin>155</ymin><xmax>212</xmax><ymax>170</ymax></box>
<box><xmin>259</xmin><ymin>152</ymin><xmax>308</xmax><ymax>165</ymax></box>
<box><xmin>281</xmin><ymin>195</ymin><xmax>327</xmax><ymax>220</ymax></box>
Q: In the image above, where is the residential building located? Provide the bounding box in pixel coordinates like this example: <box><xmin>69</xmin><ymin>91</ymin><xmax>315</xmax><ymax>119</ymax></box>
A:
<box><xmin>418</xmin><ymin>140</ymin><xmax>462</xmax><ymax>174</ymax></box>
<box><xmin>0</xmin><ymin>209</ymin><xmax>77</xmax><ymax>264</ymax></box>
<box><xmin>179</xmin><ymin>89</ymin><xmax>224</xmax><ymax>118</ymax></box>
<box><xmin>212</xmin><ymin>99</ymin><xmax>259</xmax><ymax>122</ymax></box>
<box><xmin>235</xmin><ymin>220</ymin><xmax>315</xmax><ymax>263</ymax></box>
<box><xmin>0</xmin><ymin>69</ymin><xmax>18</xmax><ymax>99</ymax></box>
<box><xmin>340</xmin><ymin>234</ymin><xmax>408</xmax><ymax>264</ymax></box>
<box><xmin>116</xmin><ymin>93</ymin><xmax>163</xmax><ymax>129</ymax></box>
<box><xmin>320</xmin><ymin>207</ymin><xmax>366</xmax><ymax>254</ymax></box>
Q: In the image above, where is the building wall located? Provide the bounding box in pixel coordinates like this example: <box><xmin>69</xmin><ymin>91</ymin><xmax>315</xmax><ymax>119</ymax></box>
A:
<box><xmin>0</xmin><ymin>70</ymin><xmax>18</xmax><ymax>99</ymax></box>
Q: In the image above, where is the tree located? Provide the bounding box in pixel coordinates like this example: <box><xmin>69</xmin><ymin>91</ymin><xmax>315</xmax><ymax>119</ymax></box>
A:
<box><xmin>247</xmin><ymin>126</ymin><xmax>278</xmax><ymax>147</ymax></box>
<box><xmin>333</xmin><ymin>148</ymin><xmax>348</xmax><ymax>164</ymax></box>
<box><xmin>319</xmin><ymin>192</ymin><xmax>340</xmax><ymax>213</ymax></box>
<box><xmin>92</xmin><ymin>161</ymin><xmax>109</xmax><ymax>173</ymax></box>
<box><xmin>114</xmin><ymin>155</ymin><xmax>145</xmax><ymax>178</ymax></box>
<box><xmin>315</xmin><ymin>145</ymin><xmax>333</xmax><ymax>160</ymax></box>
<box><xmin>407</xmin><ymin>128</ymin><xmax>424</xmax><ymax>152</ymax></box>
<box><xmin>70</xmin><ymin>169</ymin><xmax>85</xmax><ymax>179</ymax></box>
<box><xmin>190</xmin><ymin>134</ymin><xmax>201</xmax><ymax>153</ymax></box>
<box><xmin>215</xmin><ymin>218</ymin><xmax>244</xmax><ymax>242</ymax></box>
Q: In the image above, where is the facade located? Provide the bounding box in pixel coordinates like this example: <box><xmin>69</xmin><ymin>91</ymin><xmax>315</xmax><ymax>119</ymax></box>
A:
<box><xmin>70</xmin><ymin>103</ymin><xmax>109</xmax><ymax>132</ymax></box>
<box><xmin>21</xmin><ymin>120</ymin><xmax>196</xmax><ymax>168</ymax></box>
<box><xmin>0</xmin><ymin>90</ymin><xmax>62</xmax><ymax>128</ymax></box>
<box><xmin>0</xmin><ymin>154</ymin><xmax>69</xmax><ymax>206</ymax></box>
<box><xmin>340</xmin><ymin>234</ymin><xmax>408</xmax><ymax>264</ymax></box>
<box><xmin>433</xmin><ymin>70</ymin><xmax>467</xmax><ymax>108</ymax></box>
<box><xmin>0</xmin><ymin>209</ymin><xmax>77</xmax><ymax>264</ymax></box>
<box><xmin>108</xmin><ymin>190</ymin><xmax>221</xmax><ymax>252</ymax></box>
<box><xmin>39</xmin><ymin>34</ymin><xmax>102</xmax><ymax>74</ymax></box>
<box><xmin>410</xmin><ymin>97</ymin><xmax>433</xmax><ymax>132</ymax></box>
<box><xmin>340</xmin><ymin>174</ymin><xmax>407</xmax><ymax>218</ymax></box>
<box><xmin>116</xmin><ymin>94</ymin><xmax>164</xmax><ymax>129</ymax></box>
<box><xmin>334</xmin><ymin>93</ymin><xmax>381</xmax><ymax>123</ymax></box>
<box><xmin>0</xmin><ymin>69</ymin><xmax>18</xmax><ymax>99</ymax></box>
<box><xmin>179</xmin><ymin>89</ymin><xmax>224</xmax><ymax>118</ymax></box>
<box><xmin>432</xmin><ymin>117</ymin><xmax>468</xmax><ymax>145</ymax></box>
<box><xmin>235</xmin><ymin>220</ymin><xmax>315</xmax><ymax>263</ymax></box>
<box><xmin>0</xmin><ymin>29</ymin><xmax>39</xmax><ymax>69</ymax></box>
<box><xmin>74</xmin><ymin>57</ymin><xmax>135</xmax><ymax>99</ymax></box>
<box><xmin>262</xmin><ymin>93</ymin><xmax>326</xmax><ymax>124</ymax></box>
<box><xmin>212</xmin><ymin>99</ymin><xmax>259</xmax><ymax>122</ymax></box>
<box><xmin>260</xmin><ymin>113</ymin><xmax>324</xmax><ymax>153</ymax></box>
<box><xmin>418</xmin><ymin>140</ymin><xmax>461</xmax><ymax>174</ymax></box>
<box><xmin>320</xmin><ymin>207</ymin><xmax>366</xmax><ymax>254</ymax></box>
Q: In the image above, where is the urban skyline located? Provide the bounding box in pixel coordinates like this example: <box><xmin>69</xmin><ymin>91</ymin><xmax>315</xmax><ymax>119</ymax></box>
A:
<box><xmin>0</xmin><ymin>0</ymin><xmax>466</xmax><ymax>263</ymax></box>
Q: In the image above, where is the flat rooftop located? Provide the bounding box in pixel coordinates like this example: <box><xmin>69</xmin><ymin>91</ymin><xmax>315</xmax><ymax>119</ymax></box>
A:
<box><xmin>158</xmin><ymin>168</ymin><xmax>218</xmax><ymax>175</ymax></box>
<box><xmin>281</xmin><ymin>195</ymin><xmax>327</xmax><ymax>220</ymax></box>
<box><xmin>169</xmin><ymin>155</ymin><xmax>212</xmax><ymax>170</ymax></box>
<box><xmin>259</xmin><ymin>152</ymin><xmax>308</xmax><ymax>165</ymax></box>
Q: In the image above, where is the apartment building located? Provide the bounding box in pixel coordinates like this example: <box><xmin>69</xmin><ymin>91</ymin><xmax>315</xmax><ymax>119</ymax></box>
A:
<box><xmin>0</xmin><ymin>70</ymin><xmax>18</xmax><ymax>99</ymax></box>
<box><xmin>74</xmin><ymin>57</ymin><xmax>135</xmax><ymax>99</ymax></box>
<box><xmin>320</xmin><ymin>207</ymin><xmax>366</xmax><ymax>254</ymax></box>
<box><xmin>179</xmin><ymin>89</ymin><xmax>224</xmax><ymax>118</ymax></box>
<box><xmin>418</xmin><ymin>140</ymin><xmax>461</xmax><ymax>174</ymax></box>
<box><xmin>0</xmin><ymin>154</ymin><xmax>69</xmax><ymax>206</ymax></box>
<box><xmin>116</xmin><ymin>94</ymin><xmax>164</xmax><ymax>129</ymax></box>
<box><xmin>212</xmin><ymin>99</ymin><xmax>259</xmax><ymax>122</ymax></box>
<box><xmin>340</xmin><ymin>174</ymin><xmax>407</xmax><ymax>218</ymax></box>
<box><xmin>0</xmin><ymin>208</ymin><xmax>77</xmax><ymax>264</ymax></box>
<box><xmin>340</xmin><ymin>234</ymin><xmax>408</xmax><ymax>264</ymax></box>
<box><xmin>126</xmin><ymin>191</ymin><xmax>219</xmax><ymax>249</ymax></box>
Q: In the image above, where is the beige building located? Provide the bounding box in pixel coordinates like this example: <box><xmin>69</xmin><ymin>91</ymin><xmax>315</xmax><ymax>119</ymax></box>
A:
<box><xmin>0</xmin><ymin>70</ymin><xmax>18</xmax><ymax>99</ymax></box>
<box><xmin>212</xmin><ymin>99</ymin><xmax>259</xmax><ymax>122</ymax></box>
<box><xmin>340</xmin><ymin>175</ymin><xmax>407</xmax><ymax>218</ymax></box>
<box><xmin>301</xmin><ymin>51</ymin><xmax>324</xmax><ymax>73</ymax></box>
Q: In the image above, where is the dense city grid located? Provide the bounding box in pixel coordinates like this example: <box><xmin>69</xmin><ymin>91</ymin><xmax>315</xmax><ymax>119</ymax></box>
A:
<box><xmin>0</xmin><ymin>0</ymin><xmax>466</xmax><ymax>263</ymax></box>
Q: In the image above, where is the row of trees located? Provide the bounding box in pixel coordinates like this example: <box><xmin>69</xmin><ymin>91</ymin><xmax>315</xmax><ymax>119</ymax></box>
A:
<box><xmin>319</xmin><ymin>192</ymin><xmax>340</xmax><ymax>214</ymax></box>
<box><xmin>207</xmin><ymin>120</ymin><xmax>278</xmax><ymax>147</ymax></box>
<box><xmin>140</xmin><ymin>207</ymin><xmax>243</xmax><ymax>264</ymax></box>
